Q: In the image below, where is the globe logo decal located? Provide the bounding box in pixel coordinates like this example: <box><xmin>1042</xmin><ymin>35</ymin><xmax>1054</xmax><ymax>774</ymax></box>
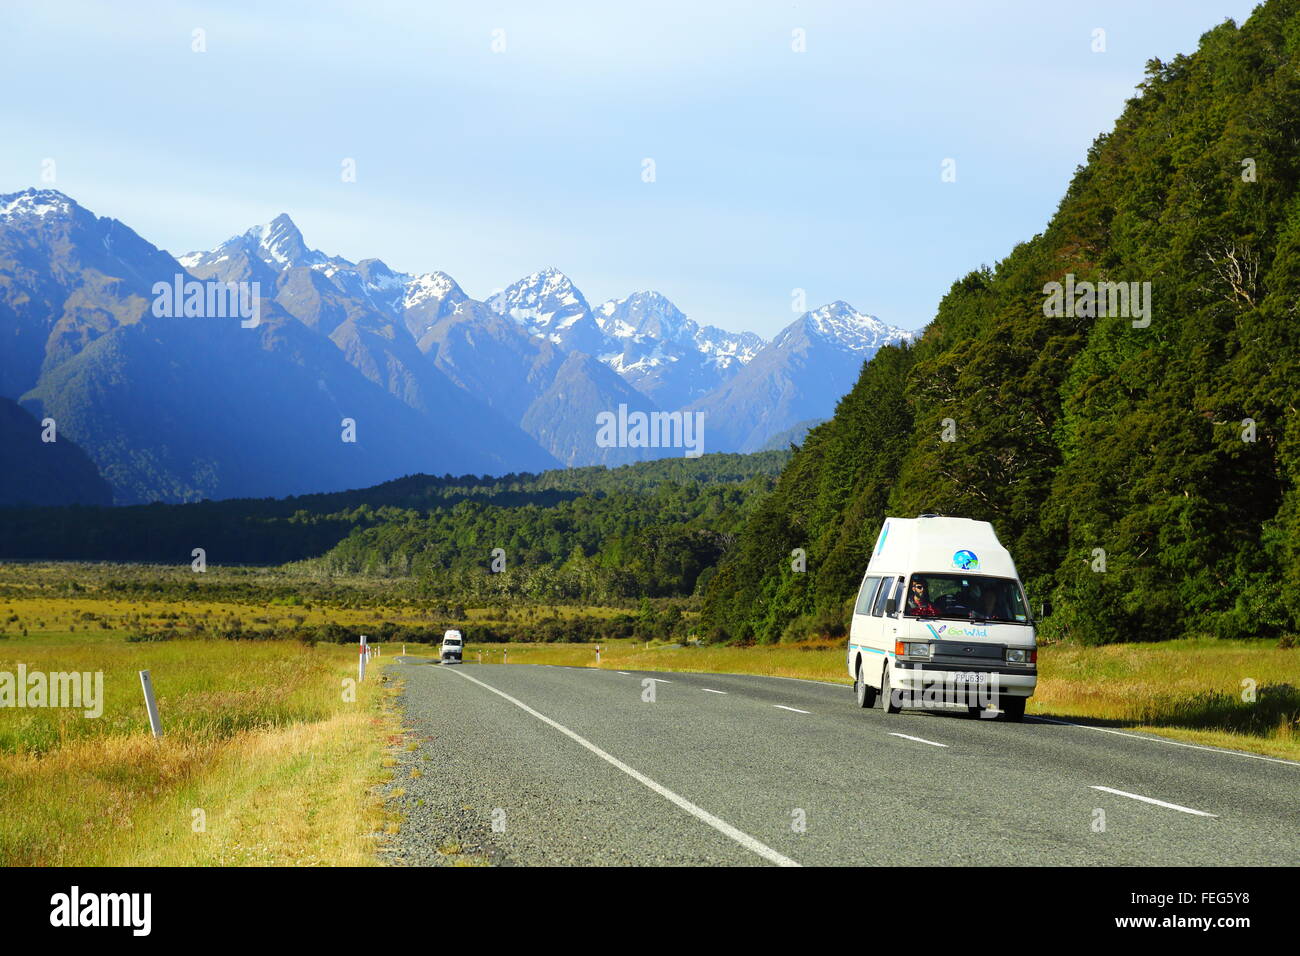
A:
<box><xmin>953</xmin><ymin>549</ymin><xmax>979</xmax><ymax>570</ymax></box>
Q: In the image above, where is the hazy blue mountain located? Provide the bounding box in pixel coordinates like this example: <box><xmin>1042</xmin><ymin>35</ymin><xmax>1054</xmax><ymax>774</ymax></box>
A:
<box><xmin>181</xmin><ymin>216</ymin><xmax>559</xmax><ymax>474</ymax></box>
<box><xmin>415</xmin><ymin>299</ymin><xmax>662</xmax><ymax>466</ymax></box>
<box><xmin>0</xmin><ymin>193</ymin><xmax>546</xmax><ymax>503</ymax></box>
<box><xmin>183</xmin><ymin>219</ymin><xmax>659</xmax><ymax>467</ymax></box>
<box><xmin>0</xmin><ymin>188</ymin><xmax>914</xmax><ymax>501</ymax></box>
<box><xmin>21</xmin><ymin>304</ymin><xmax>504</xmax><ymax>504</ymax></box>
<box><xmin>688</xmin><ymin>301</ymin><xmax>915</xmax><ymax>453</ymax></box>
<box><xmin>0</xmin><ymin>188</ymin><xmax>178</xmax><ymax>398</ymax></box>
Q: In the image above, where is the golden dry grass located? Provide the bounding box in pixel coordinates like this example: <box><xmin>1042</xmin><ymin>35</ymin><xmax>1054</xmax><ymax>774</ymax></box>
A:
<box><xmin>0</xmin><ymin>636</ymin><xmax>399</xmax><ymax>866</ymax></box>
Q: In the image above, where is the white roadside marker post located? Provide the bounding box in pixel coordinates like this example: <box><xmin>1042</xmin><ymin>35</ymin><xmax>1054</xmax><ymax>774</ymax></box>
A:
<box><xmin>504</xmin><ymin>649</ymin><xmax>508</xmax><ymax>665</ymax></box>
<box><xmin>596</xmin><ymin>645</ymin><xmax>601</xmax><ymax>665</ymax></box>
<box><xmin>359</xmin><ymin>635</ymin><xmax>368</xmax><ymax>682</ymax></box>
<box><xmin>139</xmin><ymin>670</ymin><xmax>163</xmax><ymax>738</ymax></box>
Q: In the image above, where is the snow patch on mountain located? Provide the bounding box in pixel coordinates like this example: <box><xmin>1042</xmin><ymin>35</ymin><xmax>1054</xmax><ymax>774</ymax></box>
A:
<box><xmin>695</xmin><ymin>328</ymin><xmax>765</xmax><ymax>369</ymax></box>
<box><xmin>0</xmin><ymin>189</ymin><xmax>75</xmax><ymax>222</ymax></box>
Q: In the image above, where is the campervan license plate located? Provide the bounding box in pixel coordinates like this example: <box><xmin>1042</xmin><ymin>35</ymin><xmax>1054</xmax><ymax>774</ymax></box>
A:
<box><xmin>953</xmin><ymin>672</ymin><xmax>988</xmax><ymax>684</ymax></box>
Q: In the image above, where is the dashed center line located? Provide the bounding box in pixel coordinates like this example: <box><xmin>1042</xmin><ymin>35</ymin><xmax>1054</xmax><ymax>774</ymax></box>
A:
<box><xmin>1090</xmin><ymin>786</ymin><xmax>1217</xmax><ymax>817</ymax></box>
<box><xmin>701</xmin><ymin>688</ymin><xmax>728</xmax><ymax>695</ymax></box>
<box><xmin>889</xmin><ymin>732</ymin><xmax>948</xmax><ymax>748</ymax></box>
<box><xmin>646</xmin><ymin>678</ymin><xmax>672</xmax><ymax>684</ymax></box>
<box><xmin>774</xmin><ymin>705</ymin><xmax>810</xmax><ymax>714</ymax></box>
<box><xmin>616</xmin><ymin>671</ymin><xmax>631</xmax><ymax>675</ymax></box>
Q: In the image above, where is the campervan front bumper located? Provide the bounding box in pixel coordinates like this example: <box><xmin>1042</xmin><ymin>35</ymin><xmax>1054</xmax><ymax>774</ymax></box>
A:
<box><xmin>891</xmin><ymin>660</ymin><xmax>1037</xmax><ymax>698</ymax></box>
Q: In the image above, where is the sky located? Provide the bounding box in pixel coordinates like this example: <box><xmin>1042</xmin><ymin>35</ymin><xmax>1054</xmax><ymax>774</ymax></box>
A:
<box><xmin>0</xmin><ymin>0</ymin><xmax>1263</xmax><ymax>337</ymax></box>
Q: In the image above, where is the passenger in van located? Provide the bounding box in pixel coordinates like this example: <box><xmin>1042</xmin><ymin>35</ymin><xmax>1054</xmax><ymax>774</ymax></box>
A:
<box><xmin>906</xmin><ymin>578</ymin><xmax>939</xmax><ymax>617</ymax></box>
<box><xmin>979</xmin><ymin>588</ymin><xmax>1007</xmax><ymax>620</ymax></box>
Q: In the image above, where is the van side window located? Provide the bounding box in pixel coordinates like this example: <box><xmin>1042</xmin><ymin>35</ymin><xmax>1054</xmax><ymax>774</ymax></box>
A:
<box><xmin>854</xmin><ymin>576</ymin><xmax>880</xmax><ymax>616</ymax></box>
<box><xmin>871</xmin><ymin>577</ymin><xmax>895</xmax><ymax>617</ymax></box>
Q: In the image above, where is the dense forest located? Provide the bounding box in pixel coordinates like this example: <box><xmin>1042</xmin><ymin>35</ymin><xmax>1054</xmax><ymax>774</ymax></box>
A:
<box><xmin>702</xmin><ymin>2</ymin><xmax>1300</xmax><ymax>645</ymax></box>
<box><xmin>0</xmin><ymin>453</ymin><xmax>787</xmax><ymax>603</ymax></box>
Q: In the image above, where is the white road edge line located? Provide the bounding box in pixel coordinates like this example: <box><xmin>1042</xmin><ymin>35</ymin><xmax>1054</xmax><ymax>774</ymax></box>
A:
<box><xmin>441</xmin><ymin>666</ymin><xmax>801</xmax><ymax>867</ymax></box>
<box><xmin>1090</xmin><ymin>785</ymin><xmax>1217</xmax><ymax>817</ymax></box>
<box><xmin>617</xmin><ymin>671</ymin><xmax>631</xmax><ymax>675</ymax></box>
<box><xmin>1030</xmin><ymin>716</ymin><xmax>1300</xmax><ymax>767</ymax></box>
<box><xmin>774</xmin><ymin>705</ymin><xmax>810</xmax><ymax>714</ymax></box>
<box><xmin>762</xmin><ymin>674</ymin><xmax>856</xmax><ymax>689</ymax></box>
<box><xmin>888</xmin><ymin>732</ymin><xmax>949</xmax><ymax>748</ymax></box>
<box><xmin>702</xmin><ymin>688</ymin><xmax>728</xmax><ymax>695</ymax></box>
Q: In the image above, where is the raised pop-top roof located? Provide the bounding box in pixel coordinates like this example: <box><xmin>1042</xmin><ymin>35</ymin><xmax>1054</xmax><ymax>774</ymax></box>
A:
<box><xmin>866</xmin><ymin>515</ymin><xmax>1020</xmax><ymax>580</ymax></box>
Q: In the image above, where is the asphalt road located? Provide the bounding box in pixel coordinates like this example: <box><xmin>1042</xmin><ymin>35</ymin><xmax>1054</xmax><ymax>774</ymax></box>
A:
<box><xmin>381</xmin><ymin>659</ymin><xmax>1299</xmax><ymax>866</ymax></box>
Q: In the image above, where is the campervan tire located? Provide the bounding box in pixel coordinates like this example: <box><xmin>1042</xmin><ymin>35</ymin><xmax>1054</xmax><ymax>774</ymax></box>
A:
<box><xmin>854</xmin><ymin>661</ymin><xmax>877</xmax><ymax>709</ymax></box>
<box><xmin>880</xmin><ymin>663</ymin><xmax>902</xmax><ymax>714</ymax></box>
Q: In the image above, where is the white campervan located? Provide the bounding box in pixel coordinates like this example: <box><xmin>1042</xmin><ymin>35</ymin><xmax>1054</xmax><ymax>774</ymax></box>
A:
<box><xmin>846</xmin><ymin>515</ymin><xmax>1037</xmax><ymax>720</ymax></box>
<box><xmin>440</xmin><ymin>629</ymin><xmax>463</xmax><ymax>664</ymax></box>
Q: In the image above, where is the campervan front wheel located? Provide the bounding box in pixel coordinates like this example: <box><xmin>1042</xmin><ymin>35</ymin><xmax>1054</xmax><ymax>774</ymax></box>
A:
<box><xmin>854</xmin><ymin>661</ymin><xmax>877</xmax><ymax>709</ymax></box>
<box><xmin>880</xmin><ymin>663</ymin><xmax>902</xmax><ymax>714</ymax></box>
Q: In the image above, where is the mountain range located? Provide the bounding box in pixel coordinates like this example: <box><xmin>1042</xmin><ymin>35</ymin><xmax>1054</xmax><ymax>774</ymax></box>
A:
<box><xmin>0</xmin><ymin>188</ymin><xmax>914</xmax><ymax>505</ymax></box>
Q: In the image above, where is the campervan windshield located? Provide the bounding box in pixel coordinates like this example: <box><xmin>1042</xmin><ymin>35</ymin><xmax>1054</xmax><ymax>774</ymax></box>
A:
<box><xmin>904</xmin><ymin>573</ymin><xmax>1029</xmax><ymax>624</ymax></box>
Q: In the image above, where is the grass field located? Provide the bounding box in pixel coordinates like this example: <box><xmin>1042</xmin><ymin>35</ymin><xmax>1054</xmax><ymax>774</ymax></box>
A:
<box><xmin>0</xmin><ymin>561</ymin><xmax>626</xmax><ymax>643</ymax></box>
<box><xmin>0</xmin><ymin>633</ymin><xmax>400</xmax><ymax>866</ymax></box>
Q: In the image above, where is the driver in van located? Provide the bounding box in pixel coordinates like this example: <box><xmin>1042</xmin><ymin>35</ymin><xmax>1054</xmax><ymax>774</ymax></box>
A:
<box><xmin>907</xmin><ymin>578</ymin><xmax>939</xmax><ymax>617</ymax></box>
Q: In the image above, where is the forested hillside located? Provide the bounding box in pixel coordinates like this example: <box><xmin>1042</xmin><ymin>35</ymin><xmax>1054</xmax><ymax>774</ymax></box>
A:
<box><xmin>0</xmin><ymin>453</ymin><xmax>786</xmax><ymax>601</ymax></box>
<box><xmin>702</xmin><ymin>2</ymin><xmax>1300</xmax><ymax>645</ymax></box>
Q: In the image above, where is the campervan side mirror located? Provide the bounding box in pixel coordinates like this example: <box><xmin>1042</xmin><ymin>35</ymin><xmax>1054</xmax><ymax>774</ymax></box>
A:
<box><xmin>885</xmin><ymin>597</ymin><xmax>898</xmax><ymax>616</ymax></box>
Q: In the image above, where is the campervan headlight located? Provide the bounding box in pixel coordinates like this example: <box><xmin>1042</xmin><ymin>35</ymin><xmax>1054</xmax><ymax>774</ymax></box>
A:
<box><xmin>897</xmin><ymin>641</ymin><xmax>931</xmax><ymax>659</ymax></box>
<box><xmin>1005</xmin><ymin>647</ymin><xmax>1035</xmax><ymax>664</ymax></box>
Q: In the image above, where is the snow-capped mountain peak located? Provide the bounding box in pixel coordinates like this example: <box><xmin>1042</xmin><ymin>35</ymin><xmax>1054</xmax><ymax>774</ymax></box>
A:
<box><xmin>162</xmin><ymin>203</ymin><xmax>912</xmax><ymax>449</ymax></box>
<box><xmin>782</xmin><ymin>300</ymin><xmax>915</xmax><ymax>351</ymax></box>
<box><xmin>504</xmin><ymin>268</ymin><xmax>586</xmax><ymax>316</ymax></box>
<box><xmin>179</xmin><ymin>212</ymin><xmax>330</xmax><ymax>275</ymax></box>
<box><xmin>0</xmin><ymin>188</ymin><xmax>76</xmax><ymax>222</ymax></box>
<box><xmin>596</xmin><ymin>291</ymin><xmax>693</xmax><ymax>343</ymax></box>
<box><xmin>495</xmin><ymin>268</ymin><xmax>603</xmax><ymax>349</ymax></box>
<box><xmin>241</xmin><ymin>213</ymin><xmax>325</xmax><ymax>269</ymax></box>
<box><xmin>403</xmin><ymin>271</ymin><xmax>462</xmax><ymax>310</ymax></box>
